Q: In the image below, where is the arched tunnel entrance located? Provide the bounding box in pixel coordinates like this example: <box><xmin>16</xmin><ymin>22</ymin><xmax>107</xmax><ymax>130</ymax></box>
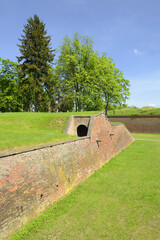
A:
<box><xmin>77</xmin><ymin>125</ymin><xmax>88</xmax><ymax>137</ymax></box>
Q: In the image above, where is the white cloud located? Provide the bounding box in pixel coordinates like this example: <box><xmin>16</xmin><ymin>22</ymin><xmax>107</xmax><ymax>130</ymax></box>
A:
<box><xmin>133</xmin><ymin>49</ymin><xmax>143</xmax><ymax>55</ymax></box>
<box><xmin>148</xmin><ymin>104</ymin><xmax>156</xmax><ymax>107</ymax></box>
<box><xmin>134</xmin><ymin>49</ymin><xmax>139</xmax><ymax>55</ymax></box>
<box><xmin>133</xmin><ymin>48</ymin><xmax>146</xmax><ymax>56</ymax></box>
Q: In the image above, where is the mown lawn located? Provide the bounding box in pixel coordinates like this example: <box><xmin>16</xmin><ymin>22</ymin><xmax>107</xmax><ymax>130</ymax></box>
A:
<box><xmin>11</xmin><ymin>134</ymin><xmax>160</xmax><ymax>240</ymax></box>
<box><xmin>108</xmin><ymin>106</ymin><xmax>160</xmax><ymax>116</ymax></box>
<box><xmin>0</xmin><ymin>111</ymin><xmax>100</xmax><ymax>154</ymax></box>
<box><xmin>132</xmin><ymin>133</ymin><xmax>160</xmax><ymax>141</ymax></box>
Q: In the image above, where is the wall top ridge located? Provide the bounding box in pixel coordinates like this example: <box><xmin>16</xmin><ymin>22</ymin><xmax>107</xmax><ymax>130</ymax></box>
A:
<box><xmin>93</xmin><ymin>112</ymin><xmax>105</xmax><ymax>117</ymax></box>
<box><xmin>0</xmin><ymin>136</ymin><xmax>90</xmax><ymax>159</ymax></box>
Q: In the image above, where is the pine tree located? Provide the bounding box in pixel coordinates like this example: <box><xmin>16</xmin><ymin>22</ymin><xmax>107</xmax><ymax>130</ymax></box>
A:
<box><xmin>17</xmin><ymin>15</ymin><xmax>55</xmax><ymax>112</ymax></box>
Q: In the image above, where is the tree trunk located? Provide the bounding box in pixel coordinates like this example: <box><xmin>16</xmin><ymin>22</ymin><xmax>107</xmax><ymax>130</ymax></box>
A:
<box><xmin>35</xmin><ymin>74</ymin><xmax>39</xmax><ymax>112</ymax></box>
<box><xmin>35</xmin><ymin>91</ymin><xmax>39</xmax><ymax>112</ymax></box>
<box><xmin>21</xmin><ymin>98</ymin><xmax>23</xmax><ymax>112</ymax></box>
<box><xmin>105</xmin><ymin>101</ymin><xmax>108</xmax><ymax>119</ymax></box>
<box><xmin>75</xmin><ymin>99</ymin><xmax>78</xmax><ymax>112</ymax></box>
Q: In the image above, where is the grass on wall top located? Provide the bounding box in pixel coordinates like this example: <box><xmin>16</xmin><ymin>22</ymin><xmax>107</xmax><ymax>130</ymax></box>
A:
<box><xmin>108</xmin><ymin>107</ymin><xmax>160</xmax><ymax>116</ymax></box>
<box><xmin>0</xmin><ymin>107</ymin><xmax>159</xmax><ymax>153</ymax></box>
<box><xmin>0</xmin><ymin>111</ymin><xmax>100</xmax><ymax>154</ymax></box>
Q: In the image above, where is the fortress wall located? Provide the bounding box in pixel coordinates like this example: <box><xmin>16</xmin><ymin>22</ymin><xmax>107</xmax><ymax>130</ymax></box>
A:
<box><xmin>0</xmin><ymin>113</ymin><xmax>134</xmax><ymax>239</ymax></box>
<box><xmin>0</xmin><ymin>137</ymin><xmax>99</xmax><ymax>239</ymax></box>
<box><xmin>112</xmin><ymin>124</ymin><xmax>135</xmax><ymax>152</ymax></box>
<box><xmin>90</xmin><ymin>115</ymin><xmax>134</xmax><ymax>161</ymax></box>
<box><xmin>108</xmin><ymin>116</ymin><xmax>160</xmax><ymax>134</ymax></box>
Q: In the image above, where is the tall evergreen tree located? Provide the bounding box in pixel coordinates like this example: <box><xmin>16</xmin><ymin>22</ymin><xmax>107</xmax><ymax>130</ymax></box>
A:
<box><xmin>17</xmin><ymin>14</ymin><xmax>55</xmax><ymax>112</ymax></box>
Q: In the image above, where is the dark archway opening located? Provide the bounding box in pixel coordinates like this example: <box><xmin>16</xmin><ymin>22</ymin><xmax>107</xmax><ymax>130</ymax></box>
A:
<box><xmin>77</xmin><ymin>125</ymin><xmax>88</xmax><ymax>137</ymax></box>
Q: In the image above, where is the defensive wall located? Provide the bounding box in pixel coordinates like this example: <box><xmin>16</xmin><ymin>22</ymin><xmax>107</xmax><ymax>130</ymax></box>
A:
<box><xmin>0</xmin><ymin>113</ymin><xmax>134</xmax><ymax>239</ymax></box>
<box><xmin>108</xmin><ymin>115</ymin><xmax>160</xmax><ymax>134</ymax></box>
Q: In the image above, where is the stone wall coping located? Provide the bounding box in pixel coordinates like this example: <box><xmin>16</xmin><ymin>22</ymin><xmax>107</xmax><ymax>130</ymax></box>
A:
<box><xmin>94</xmin><ymin>112</ymin><xmax>105</xmax><ymax>117</ymax></box>
<box><xmin>108</xmin><ymin>115</ymin><xmax>160</xmax><ymax>118</ymax></box>
<box><xmin>0</xmin><ymin>136</ymin><xmax>91</xmax><ymax>159</ymax></box>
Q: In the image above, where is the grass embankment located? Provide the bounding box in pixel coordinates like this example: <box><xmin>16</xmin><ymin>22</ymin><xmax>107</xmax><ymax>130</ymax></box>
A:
<box><xmin>0</xmin><ymin>108</ymin><xmax>160</xmax><ymax>153</ymax></box>
<box><xmin>0</xmin><ymin>111</ymin><xmax>100</xmax><ymax>154</ymax></box>
<box><xmin>108</xmin><ymin>106</ymin><xmax>160</xmax><ymax>116</ymax></box>
<box><xmin>132</xmin><ymin>133</ymin><xmax>160</xmax><ymax>141</ymax></box>
<box><xmin>11</xmin><ymin>134</ymin><xmax>160</xmax><ymax>240</ymax></box>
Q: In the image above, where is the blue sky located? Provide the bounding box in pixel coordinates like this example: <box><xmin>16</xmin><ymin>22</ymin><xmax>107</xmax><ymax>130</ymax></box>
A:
<box><xmin>1</xmin><ymin>0</ymin><xmax>160</xmax><ymax>107</ymax></box>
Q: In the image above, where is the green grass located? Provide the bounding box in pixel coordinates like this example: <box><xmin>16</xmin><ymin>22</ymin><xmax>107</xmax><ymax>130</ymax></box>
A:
<box><xmin>111</xmin><ymin>122</ymin><xmax>123</xmax><ymax>125</ymax></box>
<box><xmin>0</xmin><ymin>111</ymin><xmax>100</xmax><ymax>153</ymax></box>
<box><xmin>108</xmin><ymin>106</ymin><xmax>160</xmax><ymax>116</ymax></box>
<box><xmin>1</xmin><ymin>108</ymin><xmax>160</xmax><ymax>153</ymax></box>
<box><xmin>11</xmin><ymin>134</ymin><xmax>160</xmax><ymax>240</ymax></box>
<box><xmin>132</xmin><ymin>133</ymin><xmax>160</xmax><ymax>141</ymax></box>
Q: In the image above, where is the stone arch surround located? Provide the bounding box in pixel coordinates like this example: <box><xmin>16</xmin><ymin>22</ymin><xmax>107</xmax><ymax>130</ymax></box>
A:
<box><xmin>64</xmin><ymin>115</ymin><xmax>91</xmax><ymax>136</ymax></box>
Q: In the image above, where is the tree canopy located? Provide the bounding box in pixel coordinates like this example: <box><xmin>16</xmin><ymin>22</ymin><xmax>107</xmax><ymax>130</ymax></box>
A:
<box><xmin>88</xmin><ymin>53</ymin><xmax>130</xmax><ymax>116</ymax></box>
<box><xmin>0</xmin><ymin>58</ymin><xmax>20</xmax><ymax>112</ymax></box>
<box><xmin>54</xmin><ymin>33</ymin><xmax>96</xmax><ymax>111</ymax></box>
<box><xmin>54</xmin><ymin>33</ymin><xmax>130</xmax><ymax>115</ymax></box>
<box><xmin>0</xmin><ymin>21</ymin><xmax>130</xmax><ymax>113</ymax></box>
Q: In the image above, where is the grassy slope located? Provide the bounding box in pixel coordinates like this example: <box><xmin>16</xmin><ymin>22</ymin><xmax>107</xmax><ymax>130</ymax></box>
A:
<box><xmin>0</xmin><ymin>111</ymin><xmax>100</xmax><ymax>153</ymax></box>
<box><xmin>11</xmin><ymin>134</ymin><xmax>160</xmax><ymax>240</ymax></box>
<box><xmin>108</xmin><ymin>107</ymin><xmax>160</xmax><ymax>116</ymax></box>
<box><xmin>0</xmin><ymin>108</ymin><xmax>159</xmax><ymax>153</ymax></box>
<box><xmin>132</xmin><ymin>133</ymin><xmax>160</xmax><ymax>141</ymax></box>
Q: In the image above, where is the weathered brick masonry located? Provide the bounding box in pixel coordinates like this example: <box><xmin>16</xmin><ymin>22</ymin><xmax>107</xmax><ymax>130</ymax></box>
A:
<box><xmin>108</xmin><ymin>115</ymin><xmax>160</xmax><ymax>134</ymax></box>
<box><xmin>0</xmin><ymin>113</ymin><xmax>134</xmax><ymax>239</ymax></box>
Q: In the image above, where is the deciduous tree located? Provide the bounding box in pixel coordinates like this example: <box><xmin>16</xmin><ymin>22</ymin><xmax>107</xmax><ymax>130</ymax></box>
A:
<box><xmin>91</xmin><ymin>53</ymin><xmax>130</xmax><ymax>117</ymax></box>
<box><xmin>56</xmin><ymin>33</ymin><xmax>95</xmax><ymax>111</ymax></box>
<box><xmin>0</xmin><ymin>58</ymin><xmax>20</xmax><ymax>112</ymax></box>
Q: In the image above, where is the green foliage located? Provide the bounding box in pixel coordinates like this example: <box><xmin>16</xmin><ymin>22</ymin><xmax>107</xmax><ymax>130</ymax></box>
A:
<box><xmin>1</xmin><ymin>30</ymin><xmax>130</xmax><ymax>113</ymax></box>
<box><xmin>0</xmin><ymin>58</ymin><xmax>20</xmax><ymax>112</ymax></box>
<box><xmin>17</xmin><ymin>14</ymin><xmax>55</xmax><ymax>112</ymax></box>
<box><xmin>55</xmin><ymin>33</ymin><xmax>97</xmax><ymax>112</ymax></box>
<box><xmin>55</xmin><ymin>33</ymin><xmax>130</xmax><ymax>114</ymax></box>
<box><xmin>88</xmin><ymin>53</ymin><xmax>130</xmax><ymax>116</ymax></box>
<box><xmin>11</xmin><ymin>136</ymin><xmax>160</xmax><ymax>240</ymax></box>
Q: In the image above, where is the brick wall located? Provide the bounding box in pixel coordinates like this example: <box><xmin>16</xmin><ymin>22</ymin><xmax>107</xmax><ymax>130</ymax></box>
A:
<box><xmin>0</xmin><ymin>113</ymin><xmax>134</xmax><ymax>239</ymax></box>
<box><xmin>108</xmin><ymin>116</ymin><xmax>160</xmax><ymax>134</ymax></box>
